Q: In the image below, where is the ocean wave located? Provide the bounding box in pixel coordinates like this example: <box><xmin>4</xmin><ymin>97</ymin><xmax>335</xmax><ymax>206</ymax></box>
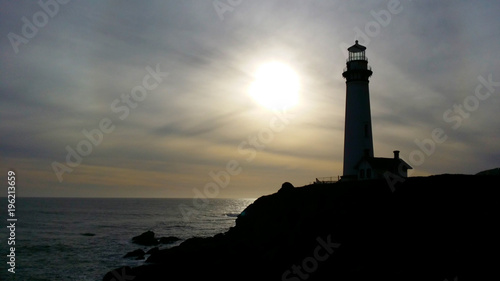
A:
<box><xmin>225</xmin><ymin>213</ymin><xmax>240</xmax><ymax>217</ymax></box>
<box><xmin>12</xmin><ymin>198</ymin><xmax>253</xmax><ymax>281</ymax></box>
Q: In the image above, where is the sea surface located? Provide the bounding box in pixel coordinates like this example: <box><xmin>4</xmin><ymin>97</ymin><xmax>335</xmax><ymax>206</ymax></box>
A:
<box><xmin>0</xmin><ymin>197</ymin><xmax>254</xmax><ymax>281</ymax></box>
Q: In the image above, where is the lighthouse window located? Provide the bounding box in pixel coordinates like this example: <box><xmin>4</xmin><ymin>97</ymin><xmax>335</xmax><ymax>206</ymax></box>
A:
<box><xmin>349</xmin><ymin>51</ymin><xmax>365</xmax><ymax>61</ymax></box>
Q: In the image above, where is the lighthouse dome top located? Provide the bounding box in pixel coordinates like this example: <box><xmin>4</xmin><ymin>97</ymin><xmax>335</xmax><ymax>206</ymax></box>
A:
<box><xmin>346</xmin><ymin>40</ymin><xmax>368</xmax><ymax>62</ymax></box>
<box><xmin>347</xmin><ymin>40</ymin><xmax>366</xmax><ymax>53</ymax></box>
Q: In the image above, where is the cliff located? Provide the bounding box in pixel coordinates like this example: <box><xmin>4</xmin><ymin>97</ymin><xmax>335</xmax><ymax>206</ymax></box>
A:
<box><xmin>103</xmin><ymin>174</ymin><xmax>499</xmax><ymax>281</ymax></box>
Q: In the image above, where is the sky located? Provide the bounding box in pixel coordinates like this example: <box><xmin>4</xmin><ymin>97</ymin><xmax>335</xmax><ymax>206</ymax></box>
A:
<box><xmin>1</xmin><ymin>0</ymin><xmax>499</xmax><ymax>198</ymax></box>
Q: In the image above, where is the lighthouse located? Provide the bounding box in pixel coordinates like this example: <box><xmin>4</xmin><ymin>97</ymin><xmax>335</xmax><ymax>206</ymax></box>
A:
<box><xmin>342</xmin><ymin>40</ymin><xmax>374</xmax><ymax>179</ymax></box>
<box><xmin>340</xmin><ymin>40</ymin><xmax>412</xmax><ymax>181</ymax></box>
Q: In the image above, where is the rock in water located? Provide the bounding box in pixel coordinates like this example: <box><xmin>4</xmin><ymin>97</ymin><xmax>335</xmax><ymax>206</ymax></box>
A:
<box><xmin>158</xmin><ymin>236</ymin><xmax>181</xmax><ymax>244</ymax></box>
<box><xmin>123</xmin><ymin>249</ymin><xmax>145</xmax><ymax>259</ymax></box>
<box><xmin>146</xmin><ymin>247</ymin><xmax>159</xmax><ymax>255</ymax></box>
<box><xmin>132</xmin><ymin>231</ymin><xmax>159</xmax><ymax>246</ymax></box>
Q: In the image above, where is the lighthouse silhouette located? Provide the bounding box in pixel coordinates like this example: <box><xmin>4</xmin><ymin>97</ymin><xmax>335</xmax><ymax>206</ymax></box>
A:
<box><xmin>341</xmin><ymin>40</ymin><xmax>412</xmax><ymax>180</ymax></box>
<box><xmin>342</xmin><ymin>40</ymin><xmax>374</xmax><ymax>178</ymax></box>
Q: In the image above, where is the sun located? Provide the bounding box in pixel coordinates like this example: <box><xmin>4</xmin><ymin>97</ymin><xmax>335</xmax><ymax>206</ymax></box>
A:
<box><xmin>249</xmin><ymin>62</ymin><xmax>300</xmax><ymax>110</ymax></box>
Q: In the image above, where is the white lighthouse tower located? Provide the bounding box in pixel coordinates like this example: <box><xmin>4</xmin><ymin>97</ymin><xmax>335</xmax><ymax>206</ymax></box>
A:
<box><xmin>342</xmin><ymin>40</ymin><xmax>374</xmax><ymax>179</ymax></box>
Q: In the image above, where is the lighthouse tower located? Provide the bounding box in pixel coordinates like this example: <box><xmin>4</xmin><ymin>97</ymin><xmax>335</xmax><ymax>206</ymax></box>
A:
<box><xmin>342</xmin><ymin>40</ymin><xmax>374</xmax><ymax>179</ymax></box>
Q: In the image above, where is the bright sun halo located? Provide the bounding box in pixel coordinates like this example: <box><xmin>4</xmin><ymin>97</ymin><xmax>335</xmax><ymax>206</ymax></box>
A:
<box><xmin>249</xmin><ymin>62</ymin><xmax>300</xmax><ymax>110</ymax></box>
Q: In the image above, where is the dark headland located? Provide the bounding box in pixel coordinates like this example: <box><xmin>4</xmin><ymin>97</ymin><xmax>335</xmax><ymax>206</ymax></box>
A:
<box><xmin>103</xmin><ymin>174</ymin><xmax>499</xmax><ymax>281</ymax></box>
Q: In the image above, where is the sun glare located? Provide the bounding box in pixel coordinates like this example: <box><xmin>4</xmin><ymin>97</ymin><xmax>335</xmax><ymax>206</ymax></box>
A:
<box><xmin>249</xmin><ymin>62</ymin><xmax>300</xmax><ymax>110</ymax></box>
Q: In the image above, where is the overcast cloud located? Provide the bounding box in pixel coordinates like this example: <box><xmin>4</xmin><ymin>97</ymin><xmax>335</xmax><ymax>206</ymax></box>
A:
<box><xmin>1</xmin><ymin>0</ymin><xmax>499</xmax><ymax>198</ymax></box>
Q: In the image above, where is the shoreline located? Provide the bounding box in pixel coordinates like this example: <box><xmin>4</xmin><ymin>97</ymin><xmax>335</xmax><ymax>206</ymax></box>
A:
<box><xmin>104</xmin><ymin>174</ymin><xmax>499</xmax><ymax>281</ymax></box>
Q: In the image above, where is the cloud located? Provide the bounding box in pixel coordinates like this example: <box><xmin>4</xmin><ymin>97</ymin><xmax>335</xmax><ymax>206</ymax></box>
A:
<box><xmin>1</xmin><ymin>0</ymin><xmax>500</xmax><ymax>197</ymax></box>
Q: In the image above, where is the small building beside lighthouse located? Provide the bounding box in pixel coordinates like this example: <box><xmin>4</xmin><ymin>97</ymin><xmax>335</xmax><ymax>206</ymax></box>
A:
<box><xmin>341</xmin><ymin>41</ymin><xmax>412</xmax><ymax>180</ymax></box>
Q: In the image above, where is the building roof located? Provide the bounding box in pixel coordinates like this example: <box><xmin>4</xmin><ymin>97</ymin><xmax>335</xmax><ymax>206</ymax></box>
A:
<box><xmin>355</xmin><ymin>156</ymin><xmax>413</xmax><ymax>175</ymax></box>
<box><xmin>347</xmin><ymin>40</ymin><xmax>366</xmax><ymax>52</ymax></box>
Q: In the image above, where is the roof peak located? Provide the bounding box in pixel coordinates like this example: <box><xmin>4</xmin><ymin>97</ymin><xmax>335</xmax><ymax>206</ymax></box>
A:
<box><xmin>348</xmin><ymin>40</ymin><xmax>366</xmax><ymax>52</ymax></box>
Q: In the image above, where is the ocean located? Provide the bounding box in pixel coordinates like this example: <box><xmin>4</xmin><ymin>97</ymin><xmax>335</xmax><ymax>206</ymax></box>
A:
<box><xmin>0</xmin><ymin>198</ymin><xmax>254</xmax><ymax>281</ymax></box>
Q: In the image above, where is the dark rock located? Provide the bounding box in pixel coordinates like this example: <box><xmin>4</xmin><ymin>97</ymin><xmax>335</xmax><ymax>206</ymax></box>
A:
<box><xmin>158</xmin><ymin>236</ymin><xmax>181</xmax><ymax>244</ymax></box>
<box><xmin>278</xmin><ymin>181</ymin><xmax>294</xmax><ymax>193</ymax></box>
<box><xmin>146</xmin><ymin>247</ymin><xmax>159</xmax><ymax>255</ymax></box>
<box><xmin>476</xmin><ymin>167</ymin><xmax>500</xmax><ymax>175</ymax></box>
<box><xmin>132</xmin><ymin>230</ymin><xmax>158</xmax><ymax>246</ymax></box>
<box><xmin>80</xmin><ymin>232</ymin><xmax>95</xmax><ymax>236</ymax></box>
<box><xmin>103</xmin><ymin>266</ymin><xmax>136</xmax><ymax>281</ymax></box>
<box><xmin>123</xmin><ymin>249</ymin><xmax>145</xmax><ymax>259</ymax></box>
